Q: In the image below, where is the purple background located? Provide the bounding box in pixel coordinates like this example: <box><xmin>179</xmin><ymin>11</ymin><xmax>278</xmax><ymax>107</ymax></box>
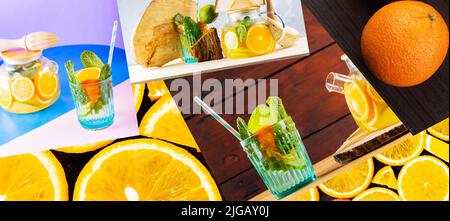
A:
<box><xmin>0</xmin><ymin>0</ymin><xmax>124</xmax><ymax>49</ymax></box>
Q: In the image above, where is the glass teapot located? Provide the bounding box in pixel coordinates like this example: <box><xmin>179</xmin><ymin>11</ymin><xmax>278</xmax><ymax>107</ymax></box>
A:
<box><xmin>326</xmin><ymin>55</ymin><xmax>400</xmax><ymax>132</ymax></box>
<box><xmin>0</xmin><ymin>49</ymin><xmax>60</xmax><ymax>114</ymax></box>
<box><xmin>221</xmin><ymin>6</ymin><xmax>278</xmax><ymax>59</ymax></box>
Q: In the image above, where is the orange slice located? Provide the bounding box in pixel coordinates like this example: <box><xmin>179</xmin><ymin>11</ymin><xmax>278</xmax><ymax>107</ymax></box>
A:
<box><xmin>428</xmin><ymin>118</ymin><xmax>449</xmax><ymax>141</ymax></box>
<box><xmin>292</xmin><ymin>187</ymin><xmax>320</xmax><ymax>201</ymax></box>
<box><xmin>35</xmin><ymin>72</ymin><xmax>59</xmax><ymax>100</ymax></box>
<box><xmin>132</xmin><ymin>83</ymin><xmax>145</xmax><ymax>112</ymax></box>
<box><xmin>424</xmin><ymin>133</ymin><xmax>449</xmax><ymax>163</ymax></box>
<box><xmin>344</xmin><ymin>80</ymin><xmax>374</xmax><ymax>124</ymax></box>
<box><xmin>318</xmin><ymin>159</ymin><xmax>374</xmax><ymax>199</ymax></box>
<box><xmin>0</xmin><ymin>86</ymin><xmax>12</xmax><ymax>109</ymax></box>
<box><xmin>140</xmin><ymin>95</ymin><xmax>200</xmax><ymax>152</ymax></box>
<box><xmin>76</xmin><ymin>68</ymin><xmax>101</xmax><ymax>102</ymax></box>
<box><xmin>75</xmin><ymin>67</ymin><xmax>101</xmax><ymax>83</ymax></box>
<box><xmin>73</xmin><ymin>139</ymin><xmax>221</xmax><ymax>201</ymax></box>
<box><xmin>372</xmin><ymin>166</ymin><xmax>397</xmax><ymax>190</ymax></box>
<box><xmin>11</xmin><ymin>77</ymin><xmax>35</xmax><ymax>102</ymax></box>
<box><xmin>0</xmin><ymin>151</ymin><xmax>68</xmax><ymax>201</ymax></box>
<box><xmin>353</xmin><ymin>187</ymin><xmax>400</xmax><ymax>201</ymax></box>
<box><xmin>246</xmin><ymin>24</ymin><xmax>275</xmax><ymax>55</ymax></box>
<box><xmin>375</xmin><ymin>132</ymin><xmax>425</xmax><ymax>166</ymax></box>
<box><xmin>398</xmin><ymin>156</ymin><xmax>449</xmax><ymax>201</ymax></box>
<box><xmin>147</xmin><ymin>80</ymin><xmax>169</xmax><ymax>102</ymax></box>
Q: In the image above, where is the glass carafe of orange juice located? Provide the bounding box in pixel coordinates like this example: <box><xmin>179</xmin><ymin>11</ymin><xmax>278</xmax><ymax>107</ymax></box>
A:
<box><xmin>326</xmin><ymin>55</ymin><xmax>400</xmax><ymax>132</ymax></box>
<box><xmin>222</xmin><ymin>6</ymin><xmax>276</xmax><ymax>59</ymax></box>
<box><xmin>0</xmin><ymin>49</ymin><xmax>60</xmax><ymax>114</ymax></box>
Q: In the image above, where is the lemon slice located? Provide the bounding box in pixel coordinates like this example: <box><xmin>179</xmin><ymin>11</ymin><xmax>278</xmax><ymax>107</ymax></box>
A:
<box><xmin>398</xmin><ymin>156</ymin><xmax>449</xmax><ymax>201</ymax></box>
<box><xmin>344</xmin><ymin>80</ymin><xmax>373</xmax><ymax>123</ymax></box>
<box><xmin>224</xmin><ymin>31</ymin><xmax>239</xmax><ymax>50</ymax></box>
<box><xmin>56</xmin><ymin>140</ymin><xmax>115</xmax><ymax>154</ymax></box>
<box><xmin>291</xmin><ymin>187</ymin><xmax>320</xmax><ymax>201</ymax></box>
<box><xmin>318</xmin><ymin>159</ymin><xmax>374</xmax><ymax>199</ymax></box>
<box><xmin>11</xmin><ymin>77</ymin><xmax>35</xmax><ymax>102</ymax></box>
<box><xmin>372</xmin><ymin>166</ymin><xmax>397</xmax><ymax>190</ymax></box>
<box><xmin>147</xmin><ymin>80</ymin><xmax>169</xmax><ymax>102</ymax></box>
<box><xmin>375</xmin><ymin>132</ymin><xmax>425</xmax><ymax>166</ymax></box>
<box><xmin>132</xmin><ymin>83</ymin><xmax>145</xmax><ymax>112</ymax></box>
<box><xmin>0</xmin><ymin>86</ymin><xmax>12</xmax><ymax>109</ymax></box>
<box><xmin>35</xmin><ymin>72</ymin><xmax>59</xmax><ymax>100</ymax></box>
<box><xmin>140</xmin><ymin>95</ymin><xmax>200</xmax><ymax>152</ymax></box>
<box><xmin>73</xmin><ymin>139</ymin><xmax>221</xmax><ymax>201</ymax></box>
<box><xmin>353</xmin><ymin>187</ymin><xmax>400</xmax><ymax>201</ymax></box>
<box><xmin>428</xmin><ymin>118</ymin><xmax>449</xmax><ymax>141</ymax></box>
<box><xmin>424</xmin><ymin>133</ymin><xmax>449</xmax><ymax>163</ymax></box>
<box><xmin>0</xmin><ymin>151</ymin><xmax>68</xmax><ymax>201</ymax></box>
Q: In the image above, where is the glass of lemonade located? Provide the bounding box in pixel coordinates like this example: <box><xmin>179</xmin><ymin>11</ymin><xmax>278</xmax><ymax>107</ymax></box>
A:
<box><xmin>66</xmin><ymin>51</ymin><xmax>114</xmax><ymax>130</ymax></box>
<box><xmin>237</xmin><ymin>97</ymin><xmax>316</xmax><ymax>199</ymax></box>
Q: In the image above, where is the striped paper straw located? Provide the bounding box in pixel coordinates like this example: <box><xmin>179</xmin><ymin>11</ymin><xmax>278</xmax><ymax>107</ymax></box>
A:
<box><xmin>108</xmin><ymin>20</ymin><xmax>119</xmax><ymax>66</ymax></box>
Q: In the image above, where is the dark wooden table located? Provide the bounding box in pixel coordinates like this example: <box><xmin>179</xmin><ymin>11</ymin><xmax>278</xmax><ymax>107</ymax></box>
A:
<box><xmin>179</xmin><ymin>5</ymin><xmax>360</xmax><ymax>201</ymax></box>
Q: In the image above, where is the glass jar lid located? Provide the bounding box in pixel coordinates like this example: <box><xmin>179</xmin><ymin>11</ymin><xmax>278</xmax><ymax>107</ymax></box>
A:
<box><xmin>0</xmin><ymin>49</ymin><xmax>42</xmax><ymax>65</ymax></box>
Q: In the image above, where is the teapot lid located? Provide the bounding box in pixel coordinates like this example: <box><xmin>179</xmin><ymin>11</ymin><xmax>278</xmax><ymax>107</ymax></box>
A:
<box><xmin>0</xmin><ymin>49</ymin><xmax>42</xmax><ymax>65</ymax></box>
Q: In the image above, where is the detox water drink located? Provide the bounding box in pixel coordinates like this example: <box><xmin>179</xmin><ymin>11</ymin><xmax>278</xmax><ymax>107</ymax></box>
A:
<box><xmin>238</xmin><ymin>97</ymin><xmax>316</xmax><ymax>199</ymax></box>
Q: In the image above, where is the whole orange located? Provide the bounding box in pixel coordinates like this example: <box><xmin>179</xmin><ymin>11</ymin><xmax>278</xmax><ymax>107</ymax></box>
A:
<box><xmin>361</xmin><ymin>1</ymin><xmax>449</xmax><ymax>87</ymax></box>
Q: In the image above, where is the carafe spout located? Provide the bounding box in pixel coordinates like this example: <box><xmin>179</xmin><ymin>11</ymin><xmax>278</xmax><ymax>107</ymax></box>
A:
<box><xmin>326</xmin><ymin>72</ymin><xmax>354</xmax><ymax>94</ymax></box>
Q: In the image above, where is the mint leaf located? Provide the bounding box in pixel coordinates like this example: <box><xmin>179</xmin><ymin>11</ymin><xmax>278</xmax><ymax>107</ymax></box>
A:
<box><xmin>174</xmin><ymin>13</ymin><xmax>184</xmax><ymax>26</ymax></box>
<box><xmin>236</xmin><ymin>16</ymin><xmax>252</xmax><ymax>43</ymax></box>
<box><xmin>66</xmin><ymin>60</ymin><xmax>88</xmax><ymax>105</ymax></box>
<box><xmin>99</xmin><ymin>64</ymin><xmax>111</xmax><ymax>81</ymax></box>
<box><xmin>237</xmin><ymin>117</ymin><xmax>252</xmax><ymax>141</ymax></box>
<box><xmin>81</xmin><ymin>50</ymin><xmax>104</xmax><ymax>68</ymax></box>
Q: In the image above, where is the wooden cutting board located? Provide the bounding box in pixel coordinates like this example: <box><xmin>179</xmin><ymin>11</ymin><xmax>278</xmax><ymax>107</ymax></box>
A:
<box><xmin>303</xmin><ymin>0</ymin><xmax>449</xmax><ymax>134</ymax></box>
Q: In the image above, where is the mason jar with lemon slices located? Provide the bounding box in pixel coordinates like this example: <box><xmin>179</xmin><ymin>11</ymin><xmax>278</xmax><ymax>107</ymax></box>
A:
<box><xmin>0</xmin><ymin>49</ymin><xmax>60</xmax><ymax>114</ymax></box>
<box><xmin>326</xmin><ymin>55</ymin><xmax>401</xmax><ymax>132</ymax></box>
<box><xmin>221</xmin><ymin>7</ymin><xmax>276</xmax><ymax>59</ymax></box>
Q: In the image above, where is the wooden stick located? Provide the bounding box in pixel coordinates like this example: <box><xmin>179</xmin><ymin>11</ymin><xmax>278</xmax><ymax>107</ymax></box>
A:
<box><xmin>266</xmin><ymin>0</ymin><xmax>276</xmax><ymax>20</ymax></box>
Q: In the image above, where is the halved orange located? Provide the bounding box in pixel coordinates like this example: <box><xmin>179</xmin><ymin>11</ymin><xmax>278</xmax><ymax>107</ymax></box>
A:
<box><xmin>353</xmin><ymin>187</ymin><xmax>400</xmax><ymax>201</ymax></box>
<box><xmin>56</xmin><ymin>140</ymin><xmax>115</xmax><ymax>154</ymax></box>
<box><xmin>246</xmin><ymin>24</ymin><xmax>275</xmax><ymax>55</ymax></box>
<box><xmin>0</xmin><ymin>151</ymin><xmax>68</xmax><ymax>201</ymax></box>
<box><xmin>11</xmin><ymin>77</ymin><xmax>35</xmax><ymax>102</ymax></box>
<box><xmin>35</xmin><ymin>72</ymin><xmax>59</xmax><ymax>100</ymax></box>
<box><xmin>73</xmin><ymin>139</ymin><xmax>221</xmax><ymax>201</ymax></box>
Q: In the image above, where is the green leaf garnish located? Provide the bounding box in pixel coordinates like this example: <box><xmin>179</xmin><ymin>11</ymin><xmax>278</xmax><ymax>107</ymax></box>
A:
<box><xmin>80</xmin><ymin>50</ymin><xmax>104</xmax><ymax>68</ymax></box>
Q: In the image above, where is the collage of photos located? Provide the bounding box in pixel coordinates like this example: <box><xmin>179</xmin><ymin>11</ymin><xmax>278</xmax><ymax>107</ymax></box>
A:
<box><xmin>0</xmin><ymin>0</ymin><xmax>449</xmax><ymax>207</ymax></box>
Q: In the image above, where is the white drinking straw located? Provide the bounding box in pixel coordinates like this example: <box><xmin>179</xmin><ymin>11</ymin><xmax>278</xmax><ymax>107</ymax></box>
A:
<box><xmin>108</xmin><ymin>20</ymin><xmax>119</xmax><ymax>66</ymax></box>
<box><xmin>193</xmin><ymin>96</ymin><xmax>241</xmax><ymax>140</ymax></box>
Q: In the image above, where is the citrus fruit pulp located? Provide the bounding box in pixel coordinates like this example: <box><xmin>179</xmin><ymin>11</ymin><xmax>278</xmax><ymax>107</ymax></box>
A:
<box><xmin>0</xmin><ymin>151</ymin><xmax>68</xmax><ymax>201</ymax></box>
<box><xmin>424</xmin><ymin>133</ymin><xmax>449</xmax><ymax>163</ymax></box>
<box><xmin>375</xmin><ymin>132</ymin><xmax>425</xmax><ymax>166</ymax></box>
<box><xmin>76</xmin><ymin>67</ymin><xmax>101</xmax><ymax>102</ymax></box>
<box><xmin>139</xmin><ymin>95</ymin><xmax>200</xmax><ymax>152</ymax></box>
<box><xmin>353</xmin><ymin>187</ymin><xmax>400</xmax><ymax>201</ymax></box>
<box><xmin>11</xmin><ymin>77</ymin><xmax>35</xmax><ymax>102</ymax></box>
<box><xmin>398</xmin><ymin>156</ymin><xmax>448</xmax><ymax>201</ymax></box>
<box><xmin>372</xmin><ymin>166</ymin><xmax>397</xmax><ymax>190</ymax></box>
<box><xmin>428</xmin><ymin>118</ymin><xmax>449</xmax><ymax>141</ymax></box>
<box><xmin>73</xmin><ymin>139</ymin><xmax>221</xmax><ymax>201</ymax></box>
<box><xmin>344</xmin><ymin>80</ymin><xmax>374</xmax><ymax>125</ymax></box>
<box><xmin>146</xmin><ymin>80</ymin><xmax>169</xmax><ymax>102</ymax></box>
<box><xmin>132</xmin><ymin>83</ymin><xmax>145</xmax><ymax>112</ymax></box>
<box><xmin>292</xmin><ymin>187</ymin><xmax>320</xmax><ymax>201</ymax></box>
<box><xmin>318</xmin><ymin>159</ymin><xmax>374</xmax><ymax>199</ymax></box>
<box><xmin>246</xmin><ymin>24</ymin><xmax>275</xmax><ymax>56</ymax></box>
<box><xmin>35</xmin><ymin>71</ymin><xmax>59</xmax><ymax>100</ymax></box>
